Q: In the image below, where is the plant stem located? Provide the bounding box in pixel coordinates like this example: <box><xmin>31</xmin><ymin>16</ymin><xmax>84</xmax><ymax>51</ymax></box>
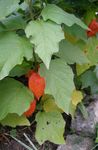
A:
<box><xmin>28</xmin><ymin>0</ymin><xmax>33</xmax><ymax>20</ymax></box>
<box><xmin>33</xmin><ymin>48</ymin><xmax>38</xmax><ymax>72</ymax></box>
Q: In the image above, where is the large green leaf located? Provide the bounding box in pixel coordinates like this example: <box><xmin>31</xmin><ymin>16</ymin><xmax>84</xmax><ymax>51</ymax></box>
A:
<box><xmin>25</xmin><ymin>20</ymin><xmax>64</xmax><ymax>68</ymax></box>
<box><xmin>57</xmin><ymin>40</ymin><xmax>89</xmax><ymax>64</ymax></box>
<box><xmin>0</xmin><ymin>78</ymin><xmax>34</xmax><ymax>120</ymax></box>
<box><xmin>41</xmin><ymin>4</ymin><xmax>88</xmax><ymax>29</ymax></box>
<box><xmin>1</xmin><ymin>114</ymin><xmax>30</xmax><ymax>127</ymax></box>
<box><xmin>35</xmin><ymin>111</ymin><xmax>65</xmax><ymax>144</ymax></box>
<box><xmin>64</xmin><ymin>24</ymin><xmax>87</xmax><ymax>42</ymax></box>
<box><xmin>0</xmin><ymin>32</ymin><xmax>33</xmax><ymax>80</ymax></box>
<box><xmin>83</xmin><ymin>37</ymin><xmax>98</xmax><ymax>64</ymax></box>
<box><xmin>40</xmin><ymin>59</ymin><xmax>75</xmax><ymax>113</ymax></box>
<box><xmin>0</xmin><ymin>0</ymin><xmax>19</xmax><ymax>20</ymax></box>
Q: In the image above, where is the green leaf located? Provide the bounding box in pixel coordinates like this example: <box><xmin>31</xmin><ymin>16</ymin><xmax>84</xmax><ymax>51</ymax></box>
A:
<box><xmin>0</xmin><ymin>32</ymin><xmax>33</xmax><ymax>80</ymax></box>
<box><xmin>78</xmin><ymin>102</ymin><xmax>88</xmax><ymax>119</ymax></box>
<box><xmin>83</xmin><ymin>37</ymin><xmax>98</xmax><ymax>64</ymax></box>
<box><xmin>71</xmin><ymin>90</ymin><xmax>83</xmax><ymax>107</ymax></box>
<box><xmin>41</xmin><ymin>4</ymin><xmax>88</xmax><ymax>30</ymax></box>
<box><xmin>69</xmin><ymin>90</ymin><xmax>83</xmax><ymax>118</ymax></box>
<box><xmin>40</xmin><ymin>59</ymin><xmax>75</xmax><ymax>114</ymax></box>
<box><xmin>0</xmin><ymin>114</ymin><xmax>30</xmax><ymax>127</ymax></box>
<box><xmin>80</xmin><ymin>70</ymin><xmax>98</xmax><ymax>94</ymax></box>
<box><xmin>57</xmin><ymin>40</ymin><xmax>89</xmax><ymax>64</ymax></box>
<box><xmin>25</xmin><ymin>20</ymin><xmax>64</xmax><ymax>68</ymax></box>
<box><xmin>42</xmin><ymin>94</ymin><xmax>63</xmax><ymax>113</ymax></box>
<box><xmin>2</xmin><ymin>14</ymin><xmax>26</xmax><ymax>30</ymax></box>
<box><xmin>10</xmin><ymin>61</ymin><xmax>31</xmax><ymax>77</ymax></box>
<box><xmin>69</xmin><ymin>101</ymin><xmax>76</xmax><ymax>119</ymax></box>
<box><xmin>0</xmin><ymin>0</ymin><xmax>19</xmax><ymax>20</ymax></box>
<box><xmin>0</xmin><ymin>77</ymin><xmax>34</xmax><ymax>120</ymax></box>
<box><xmin>35</xmin><ymin>111</ymin><xmax>65</xmax><ymax>145</ymax></box>
<box><xmin>64</xmin><ymin>24</ymin><xmax>87</xmax><ymax>42</ymax></box>
<box><xmin>76</xmin><ymin>63</ymin><xmax>93</xmax><ymax>76</ymax></box>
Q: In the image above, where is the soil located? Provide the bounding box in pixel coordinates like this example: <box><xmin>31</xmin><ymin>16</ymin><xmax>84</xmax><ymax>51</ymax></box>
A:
<box><xmin>0</xmin><ymin>121</ymin><xmax>59</xmax><ymax>150</ymax></box>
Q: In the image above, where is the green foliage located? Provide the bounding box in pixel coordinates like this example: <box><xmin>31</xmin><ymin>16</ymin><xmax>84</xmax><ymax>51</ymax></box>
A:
<box><xmin>80</xmin><ymin>70</ymin><xmax>98</xmax><ymax>94</ymax></box>
<box><xmin>25</xmin><ymin>20</ymin><xmax>64</xmax><ymax>68</ymax></box>
<box><xmin>0</xmin><ymin>32</ymin><xmax>32</xmax><ymax>80</ymax></box>
<box><xmin>40</xmin><ymin>59</ymin><xmax>75</xmax><ymax>113</ymax></box>
<box><xmin>0</xmin><ymin>0</ymin><xmax>19</xmax><ymax>20</ymax></box>
<box><xmin>0</xmin><ymin>77</ymin><xmax>33</xmax><ymax>120</ymax></box>
<box><xmin>41</xmin><ymin>4</ymin><xmax>88</xmax><ymax>29</ymax></box>
<box><xmin>0</xmin><ymin>0</ymin><xmax>97</xmax><ymax>145</ymax></box>
<box><xmin>57</xmin><ymin>40</ymin><xmax>89</xmax><ymax>64</ymax></box>
<box><xmin>0</xmin><ymin>114</ymin><xmax>30</xmax><ymax>127</ymax></box>
<box><xmin>35</xmin><ymin>111</ymin><xmax>65</xmax><ymax>145</ymax></box>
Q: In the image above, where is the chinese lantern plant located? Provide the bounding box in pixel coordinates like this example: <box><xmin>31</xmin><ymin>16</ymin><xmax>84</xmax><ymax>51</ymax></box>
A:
<box><xmin>0</xmin><ymin>0</ymin><xmax>98</xmax><ymax>146</ymax></box>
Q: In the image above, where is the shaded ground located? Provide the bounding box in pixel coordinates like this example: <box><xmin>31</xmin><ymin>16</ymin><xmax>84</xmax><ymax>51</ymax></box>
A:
<box><xmin>0</xmin><ymin>122</ymin><xmax>58</xmax><ymax>150</ymax></box>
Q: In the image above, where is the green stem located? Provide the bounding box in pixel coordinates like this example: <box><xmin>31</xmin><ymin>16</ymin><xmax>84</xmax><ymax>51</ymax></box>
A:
<box><xmin>28</xmin><ymin>0</ymin><xmax>33</xmax><ymax>20</ymax></box>
<box><xmin>33</xmin><ymin>48</ymin><xmax>38</xmax><ymax>72</ymax></box>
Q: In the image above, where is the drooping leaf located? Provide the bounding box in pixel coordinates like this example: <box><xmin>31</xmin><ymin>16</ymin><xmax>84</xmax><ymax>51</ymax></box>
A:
<box><xmin>0</xmin><ymin>0</ymin><xmax>19</xmax><ymax>20</ymax></box>
<box><xmin>0</xmin><ymin>114</ymin><xmax>30</xmax><ymax>127</ymax></box>
<box><xmin>0</xmin><ymin>77</ymin><xmax>34</xmax><ymax>120</ymax></box>
<box><xmin>25</xmin><ymin>20</ymin><xmax>64</xmax><ymax>68</ymax></box>
<box><xmin>41</xmin><ymin>4</ymin><xmax>88</xmax><ymax>29</ymax></box>
<box><xmin>0</xmin><ymin>32</ymin><xmax>33</xmax><ymax>80</ymax></box>
<box><xmin>57</xmin><ymin>40</ymin><xmax>89</xmax><ymax>64</ymax></box>
<box><xmin>35</xmin><ymin>111</ymin><xmax>65</xmax><ymax>145</ymax></box>
<box><xmin>40</xmin><ymin>59</ymin><xmax>75</xmax><ymax>114</ymax></box>
<box><xmin>80</xmin><ymin>70</ymin><xmax>98</xmax><ymax>94</ymax></box>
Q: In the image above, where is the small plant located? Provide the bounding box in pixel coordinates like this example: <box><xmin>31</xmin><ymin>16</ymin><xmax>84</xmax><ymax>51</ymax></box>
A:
<box><xmin>0</xmin><ymin>0</ymin><xmax>98</xmax><ymax>145</ymax></box>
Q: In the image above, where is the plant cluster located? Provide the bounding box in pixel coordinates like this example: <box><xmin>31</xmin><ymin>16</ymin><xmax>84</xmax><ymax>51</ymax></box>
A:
<box><xmin>0</xmin><ymin>0</ymin><xmax>98</xmax><ymax>145</ymax></box>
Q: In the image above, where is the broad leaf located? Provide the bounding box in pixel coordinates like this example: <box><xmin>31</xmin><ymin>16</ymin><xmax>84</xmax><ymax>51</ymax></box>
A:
<box><xmin>35</xmin><ymin>111</ymin><xmax>65</xmax><ymax>144</ymax></box>
<box><xmin>40</xmin><ymin>59</ymin><xmax>75</xmax><ymax>113</ymax></box>
<box><xmin>25</xmin><ymin>20</ymin><xmax>64</xmax><ymax>68</ymax></box>
<box><xmin>0</xmin><ymin>78</ymin><xmax>34</xmax><ymax>120</ymax></box>
<box><xmin>41</xmin><ymin>4</ymin><xmax>88</xmax><ymax>29</ymax></box>
<box><xmin>1</xmin><ymin>114</ymin><xmax>30</xmax><ymax>127</ymax></box>
<box><xmin>57</xmin><ymin>40</ymin><xmax>89</xmax><ymax>64</ymax></box>
<box><xmin>0</xmin><ymin>0</ymin><xmax>19</xmax><ymax>20</ymax></box>
<box><xmin>0</xmin><ymin>32</ymin><xmax>33</xmax><ymax>80</ymax></box>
